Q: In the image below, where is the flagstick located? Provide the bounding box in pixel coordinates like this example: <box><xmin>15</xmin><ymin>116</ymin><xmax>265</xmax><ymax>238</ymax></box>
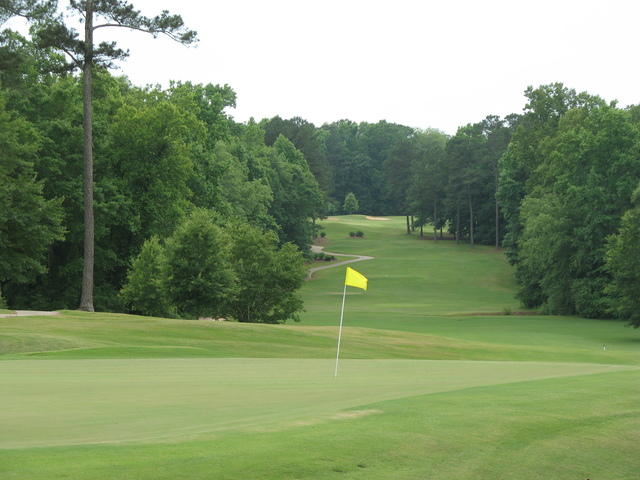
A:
<box><xmin>334</xmin><ymin>283</ymin><xmax>348</xmax><ymax>377</ymax></box>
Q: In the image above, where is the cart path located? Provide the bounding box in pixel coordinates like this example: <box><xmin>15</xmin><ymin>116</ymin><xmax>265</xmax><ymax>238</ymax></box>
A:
<box><xmin>0</xmin><ymin>310</ymin><xmax>60</xmax><ymax>318</ymax></box>
<box><xmin>308</xmin><ymin>245</ymin><xmax>374</xmax><ymax>277</ymax></box>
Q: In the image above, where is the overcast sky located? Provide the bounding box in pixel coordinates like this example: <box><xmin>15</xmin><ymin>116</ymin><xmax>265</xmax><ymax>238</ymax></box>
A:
<box><xmin>7</xmin><ymin>0</ymin><xmax>640</xmax><ymax>134</ymax></box>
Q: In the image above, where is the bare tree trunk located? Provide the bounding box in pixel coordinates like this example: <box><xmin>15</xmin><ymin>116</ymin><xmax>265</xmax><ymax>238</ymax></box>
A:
<box><xmin>494</xmin><ymin>167</ymin><xmax>500</xmax><ymax>250</ymax></box>
<box><xmin>468</xmin><ymin>184</ymin><xmax>474</xmax><ymax>249</ymax></box>
<box><xmin>406</xmin><ymin>215</ymin><xmax>411</xmax><ymax>235</ymax></box>
<box><xmin>79</xmin><ymin>0</ymin><xmax>94</xmax><ymax>312</ymax></box>
<box><xmin>455</xmin><ymin>204</ymin><xmax>460</xmax><ymax>245</ymax></box>
<box><xmin>432</xmin><ymin>193</ymin><xmax>437</xmax><ymax>243</ymax></box>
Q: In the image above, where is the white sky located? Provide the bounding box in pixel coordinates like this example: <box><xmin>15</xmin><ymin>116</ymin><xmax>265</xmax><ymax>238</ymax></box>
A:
<box><xmin>6</xmin><ymin>0</ymin><xmax>640</xmax><ymax>134</ymax></box>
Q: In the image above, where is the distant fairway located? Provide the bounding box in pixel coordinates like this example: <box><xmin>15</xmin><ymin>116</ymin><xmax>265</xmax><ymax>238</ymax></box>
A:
<box><xmin>1</xmin><ymin>216</ymin><xmax>639</xmax><ymax>479</ymax></box>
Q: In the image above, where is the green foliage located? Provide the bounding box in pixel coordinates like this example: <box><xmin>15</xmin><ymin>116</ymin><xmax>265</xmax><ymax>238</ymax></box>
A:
<box><xmin>0</xmin><ymin>91</ymin><xmax>65</xmax><ymax>287</ymax></box>
<box><xmin>498</xmin><ymin>83</ymin><xmax>606</xmax><ymax>263</ymax></box>
<box><xmin>343</xmin><ymin>191</ymin><xmax>359</xmax><ymax>215</ymax></box>
<box><xmin>268</xmin><ymin>135</ymin><xmax>324</xmax><ymax>251</ymax></box>
<box><xmin>605</xmin><ymin>194</ymin><xmax>640</xmax><ymax>328</ymax></box>
<box><xmin>262</xmin><ymin>115</ymin><xmax>331</xmax><ymax>191</ymax></box>
<box><xmin>312</xmin><ymin>252</ymin><xmax>335</xmax><ymax>261</ymax></box>
<box><xmin>28</xmin><ymin>0</ymin><xmax>197</xmax><ymax>72</ymax></box>
<box><xmin>393</xmin><ymin>130</ymin><xmax>448</xmax><ymax>237</ymax></box>
<box><xmin>225</xmin><ymin>223</ymin><xmax>306</xmax><ymax>323</ymax></box>
<box><xmin>121</xmin><ymin>214</ymin><xmax>308</xmax><ymax>323</ymax></box>
<box><xmin>507</xmin><ymin>101</ymin><xmax>640</xmax><ymax>317</ymax></box>
<box><xmin>107</xmin><ymin>89</ymin><xmax>201</xmax><ymax>239</ymax></box>
<box><xmin>3</xmin><ymin>27</ymin><xmax>640</xmax><ymax>330</ymax></box>
<box><xmin>120</xmin><ymin>236</ymin><xmax>173</xmax><ymax>318</ymax></box>
<box><xmin>323</xmin><ymin>120</ymin><xmax>413</xmax><ymax>215</ymax></box>
<box><xmin>164</xmin><ymin>209</ymin><xmax>237</xmax><ymax>319</ymax></box>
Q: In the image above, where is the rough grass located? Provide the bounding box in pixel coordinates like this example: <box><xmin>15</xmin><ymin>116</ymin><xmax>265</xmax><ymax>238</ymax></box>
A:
<box><xmin>1</xmin><ymin>215</ymin><xmax>639</xmax><ymax>479</ymax></box>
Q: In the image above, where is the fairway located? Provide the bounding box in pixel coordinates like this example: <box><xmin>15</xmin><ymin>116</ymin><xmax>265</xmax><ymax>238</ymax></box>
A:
<box><xmin>2</xmin><ymin>216</ymin><xmax>640</xmax><ymax>479</ymax></box>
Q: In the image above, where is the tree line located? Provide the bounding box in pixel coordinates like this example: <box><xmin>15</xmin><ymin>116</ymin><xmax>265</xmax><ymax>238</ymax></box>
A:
<box><xmin>2</xmin><ymin>2</ymin><xmax>640</xmax><ymax>326</ymax></box>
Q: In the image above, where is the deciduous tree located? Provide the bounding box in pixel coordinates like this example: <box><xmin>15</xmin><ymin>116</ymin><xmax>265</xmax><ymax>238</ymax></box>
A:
<box><xmin>606</xmin><ymin>185</ymin><xmax>640</xmax><ymax>328</ymax></box>
<box><xmin>164</xmin><ymin>209</ymin><xmax>237</xmax><ymax>319</ymax></box>
<box><xmin>225</xmin><ymin>223</ymin><xmax>306</xmax><ymax>323</ymax></box>
<box><xmin>0</xmin><ymin>90</ymin><xmax>64</xmax><ymax>297</ymax></box>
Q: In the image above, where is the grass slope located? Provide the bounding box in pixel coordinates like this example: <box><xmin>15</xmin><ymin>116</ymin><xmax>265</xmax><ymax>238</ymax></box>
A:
<box><xmin>1</xmin><ymin>216</ymin><xmax>639</xmax><ymax>479</ymax></box>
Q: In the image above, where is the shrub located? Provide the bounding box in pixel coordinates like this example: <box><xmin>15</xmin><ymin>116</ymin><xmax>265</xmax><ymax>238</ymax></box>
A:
<box><xmin>355</xmin><ymin>231</ymin><xmax>364</xmax><ymax>237</ymax></box>
<box><xmin>349</xmin><ymin>232</ymin><xmax>356</xmax><ymax>237</ymax></box>
<box><xmin>320</xmin><ymin>232</ymin><xmax>326</xmax><ymax>238</ymax></box>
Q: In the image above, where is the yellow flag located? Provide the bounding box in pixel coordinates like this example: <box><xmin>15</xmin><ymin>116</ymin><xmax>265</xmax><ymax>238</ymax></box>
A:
<box><xmin>345</xmin><ymin>267</ymin><xmax>368</xmax><ymax>291</ymax></box>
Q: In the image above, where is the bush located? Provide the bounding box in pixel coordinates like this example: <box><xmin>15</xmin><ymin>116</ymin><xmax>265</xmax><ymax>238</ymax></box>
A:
<box><xmin>355</xmin><ymin>231</ymin><xmax>364</xmax><ymax>237</ymax></box>
<box><xmin>315</xmin><ymin>252</ymin><xmax>326</xmax><ymax>261</ymax></box>
<box><xmin>324</xmin><ymin>255</ymin><xmax>335</xmax><ymax>261</ymax></box>
<box><xmin>349</xmin><ymin>232</ymin><xmax>356</xmax><ymax>237</ymax></box>
<box><xmin>320</xmin><ymin>232</ymin><xmax>326</xmax><ymax>238</ymax></box>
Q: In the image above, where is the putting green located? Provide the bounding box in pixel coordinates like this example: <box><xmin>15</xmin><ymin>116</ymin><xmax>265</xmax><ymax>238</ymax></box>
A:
<box><xmin>2</xmin><ymin>358</ymin><xmax>635</xmax><ymax>448</ymax></box>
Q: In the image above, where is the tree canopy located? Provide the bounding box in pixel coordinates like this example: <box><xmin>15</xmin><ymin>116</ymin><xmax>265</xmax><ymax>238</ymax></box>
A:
<box><xmin>1</xmin><ymin>14</ymin><xmax>640</xmax><ymax>327</ymax></box>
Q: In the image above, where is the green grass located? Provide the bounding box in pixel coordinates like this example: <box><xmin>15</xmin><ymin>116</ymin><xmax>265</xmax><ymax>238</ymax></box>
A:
<box><xmin>306</xmin><ymin>216</ymin><xmax>521</xmax><ymax>320</ymax></box>
<box><xmin>1</xmin><ymin>216</ymin><xmax>639</xmax><ymax>479</ymax></box>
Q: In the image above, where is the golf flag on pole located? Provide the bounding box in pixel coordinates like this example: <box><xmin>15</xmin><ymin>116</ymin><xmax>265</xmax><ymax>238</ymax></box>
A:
<box><xmin>345</xmin><ymin>267</ymin><xmax>368</xmax><ymax>291</ymax></box>
<box><xmin>335</xmin><ymin>266</ymin><xmax>368</xmax><ymax>377</ymax></box>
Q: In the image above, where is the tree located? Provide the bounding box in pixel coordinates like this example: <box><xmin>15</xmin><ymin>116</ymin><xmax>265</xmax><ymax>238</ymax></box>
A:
<box><xmin>343</xmin><ymin>192</ymin><xmax>359</xmax><ymax>216</ymax></box>
<box><xmin>267</xmin><ymin>135</ymin><xmax>323</xmax><ymax>252</ymax></box>
<box><xmin>164</xmin><ymin>209</ymin><xmax>237</xmax><ymax>319</ymax></box>
<box><xmin>0</xmin><ymin>0</ymin><xmax>55</xmax><ymax>22</ymax></box>
<box><xmin>384</xmin><ymin>137</ymin><xmax>418</xmax><ymax>234</ymax></box>
<box><xmin>508</xmin><ymin>101</ymin><xmax>640</xmax><ymax>317</ymax></box>
<box><xmin>0</xmin><ymin>90</ymin><xmax>65</xmax><ymax>295</ymax></box>
<box><xmin>262</xmin><ymin>115</ymin><xmax>331</xmax><ymax>192</ymax></box>
<box><xmin>445</xmin><ymin>124</ymin><xmax>489</xmax><ymax>248</ymax></box>
<box><xmin>406</xmin><ymin>130</ymin><xmax>447</xmax><ymax>241</ymax></box>
<box><xmin>119</xmin><ymin>236</ymin><xmax>172</xmax><ymax>318</ymax></box>
<box><xmin>29</xmin><ymin>0</ymin><xmax>197</xmax><ymax>311</ymax></box>
<box><xmin>606</xmin><ymin>185</ymin><xmax>640</xmax><ymax>328</ymax></box>
<box><xmin>225</xmin><ymin>223</ymin><xmax>306</xmax><ymax>323</ymax></box>
<box><xmin>497</xmin><ymin>83</ymin><xmax>605</xmax><ymax>264</ymax></box>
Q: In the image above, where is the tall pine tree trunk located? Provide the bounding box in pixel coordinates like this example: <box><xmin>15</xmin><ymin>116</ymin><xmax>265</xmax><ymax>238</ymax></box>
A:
<box><xmin>433</xmin><ymin>193</ymin><xmax>437</xmax><ymax>243</ymax></box>
<box><xmin>79</xmin><ymin>0</ymin><xmax>94</xmax><ymax>312</ymax></box>
<box><xmin>468</xmin><ymin>183</ymin><xmax>474</xmax><ymax>249</ymax></box>
<box><xmin>494</xmin><ymin>166</ymin><xmax>500</xmax><ymax>250</ymax></box>
<box><xmin>455</xmin><ymin>204</ymin><xmax>460</xmax><ymax>245</ymax></box>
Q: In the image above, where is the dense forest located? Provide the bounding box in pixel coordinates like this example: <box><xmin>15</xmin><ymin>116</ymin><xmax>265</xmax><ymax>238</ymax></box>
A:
<box><xmin>2</xmin><ymin>2</ymin><xmax>640</xmax><ymax>326</ymax></box>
